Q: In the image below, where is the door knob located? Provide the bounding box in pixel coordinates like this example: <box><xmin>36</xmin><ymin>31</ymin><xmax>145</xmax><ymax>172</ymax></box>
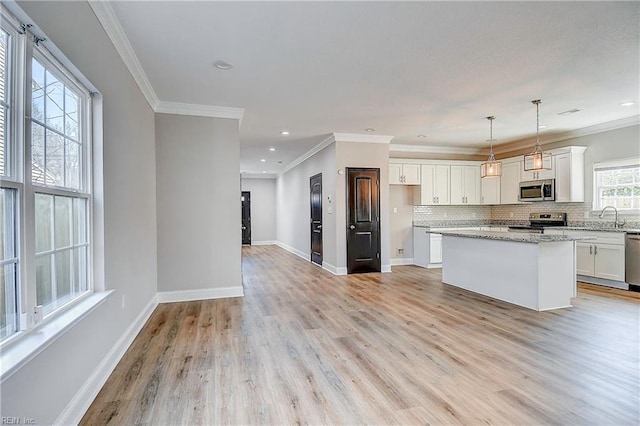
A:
<box><xmin>318</xmin><ymin>225</ymin><xmax>322</xmax><ymax>229</ymax></box>
<box><xmin>350</xmin><ymin>225</ymin><xmax>356</xmax><ymax>230</ymax></box>
<box><xmin>242</xmin><ymin>226</ymin><xmax>246</xmax><ymax>230</ymax></box>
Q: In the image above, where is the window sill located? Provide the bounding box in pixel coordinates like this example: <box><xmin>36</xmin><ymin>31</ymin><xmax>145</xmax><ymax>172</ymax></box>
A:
<box><xmin>0</xmin><ymin>290</ymin><xmax>114</xmax><ymax>382</ymax></box>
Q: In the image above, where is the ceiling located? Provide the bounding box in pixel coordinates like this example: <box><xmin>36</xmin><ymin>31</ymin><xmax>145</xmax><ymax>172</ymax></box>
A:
<box><xmin>106</xmin><ymin>1</ymin><xmax>640</xmax><ymax>176</ymax></box>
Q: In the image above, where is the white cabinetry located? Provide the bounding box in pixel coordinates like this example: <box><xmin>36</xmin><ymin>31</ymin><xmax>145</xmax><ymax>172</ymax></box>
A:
<box><xmin>565</xmin><ymin>230</ymin><xmax>626</xmax><ymax>286</ymax></box>
<box><xmin>419</xmin><ymin>165</ymin><xmax>450</xmax><ymax>205</ymax></box>
<box><xmin>481</xmin><ymin>177</ymin><xmax>500</xmax><ymax>205</ymax></box>
<box><xmin>450</xmin><ymin>165</ymin><xmax>480</xmax><ymax>205</ymax></box>
<box><xmin>554</xmin><ymin>147</ymin><xmax>586</xmax><ymax>202</ymax></box>
<box><xmin>390</xmin><ymin>163</ymin><xmax>421</xmax><ymax>185</ymax></box>
<box><xmin>414</xmin><ymin>227</ymin><xmax>482</xmax><ymax>268</ymax></box>
<box><xmin>522</xmin><ymin>156</ymin><xmax>555</xmax><ymax>181</ymax></box>
<box><xmin>500</xmin><ymin>161</ymin><xmax>523</xmax><ymax>204</ymax></box>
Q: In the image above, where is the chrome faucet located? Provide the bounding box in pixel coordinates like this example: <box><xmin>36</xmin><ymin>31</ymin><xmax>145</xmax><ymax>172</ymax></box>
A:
<box><xmin>598</xmin><ymin>206</ymin><xmax>625</xmax><ymax>228</ymax></box>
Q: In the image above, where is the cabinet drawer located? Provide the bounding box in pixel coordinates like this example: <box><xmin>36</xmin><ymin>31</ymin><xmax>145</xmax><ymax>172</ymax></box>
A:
<box><xmin>564</xmin><ymin>230</ymin><xmax>624</xmax><ymax>245</ymax></box>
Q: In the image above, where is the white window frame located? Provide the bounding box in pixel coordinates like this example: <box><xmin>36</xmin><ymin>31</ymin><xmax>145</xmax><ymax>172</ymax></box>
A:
<box><xmin>592</xmin><ymin>157</ymin><xmax>640</xmax><ymax>214</ymax></box>
<box><xmin>0</xmin><ymin>4</ymin><xmax>94</xmax><ymax>348</ymax></box>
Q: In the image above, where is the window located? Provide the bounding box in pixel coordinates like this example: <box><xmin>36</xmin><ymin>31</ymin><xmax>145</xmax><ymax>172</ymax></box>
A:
<box><xmin>593</xmin><ymin>158</ymin><xmax>640</xmax><ymax>211</ymax></box>
<box><xmin>0</xmin><ymin>4</ymin><xmax>93</xmax><ymax>344</ymax></box>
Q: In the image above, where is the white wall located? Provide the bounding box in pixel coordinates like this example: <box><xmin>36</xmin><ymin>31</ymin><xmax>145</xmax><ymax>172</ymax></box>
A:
<box><xmin>241</xmin><ymin>178</ymin><xmax>277</xmax><ymax>243</ymax></box>
<box><xmin>155</xmin><ymin>114</ymin><xmax>242</xmax><ymax>294</ymax></box>
<box><xmin>335</xmin><ymin>141</ymin><xmax>391</xmax><ymax>272</ymax></box>
<box><xmin>2</xmin><ymin>1</ymin><xmax>158</xmax><ymax>424</ymax></box>
<box><xmin>389</xmin><ymin>185</ymin><xmax>415</xmax><ymax>262</ymax></box>
<box><xmin>276</xmin><ymin>143</ymin><xmax>336</xmax><ymax>267</ymax></box>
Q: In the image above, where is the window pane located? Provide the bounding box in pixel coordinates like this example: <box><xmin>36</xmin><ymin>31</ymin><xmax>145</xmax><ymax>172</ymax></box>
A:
<box><xmin>1</xmin><ymin>106</ymin><xmax>6</xmax><ymax>177</ymax></box>
<box><xmin>65</xmin><ymin>139</ymin><xmax>80</xmax><ymax>189</ymax></box>
<box><xmin>35</xmin><ymin>193</ymin><xmax>53</xmax><ymax>253</ymax></box>
<box><xmin>54</xmin><ymin>195</ymin><xmax>72</xmax><ymax>248</ymax></box>
<box><xmin>1</xmin><ymin>30</ymin><xmax>8</xmax><ymax>177</ymax></box>
<box><xmin>31</xmin><ymin>122</ymin><xmax>46</xmax><ymax>184</ymax></box>
<box><xmin>55</xmin><ymin>249</ymin><xmax>71</xmax><ymax>302</ymax></box>
<box><xmin>64</xmin><ymin>88</ymin><xmax>78</xmax><ymax>140</ymax></box>
<box><xmin>73</xmin><ymin>246</ymin><xmax>88</xmax><ymax>294</ymax></box>
<box><xmin>0</xmin><ymin>263</ymin><xmax>18</xmax><ymax>340</ymax></box>
<box><xmin>45</xmin><ymin>129</ymin><xmax>64</xmax><ymax>186</ymax></box>
<box><xmin>45</xmin><ymin>70</ymin><xmax>64</xmax><ymax>133</ymax></box>
<box><xmin>0</xmin><ymin>188</ymin><xmax>15</xmax><ymax>260</ymax></box>
<box><xmin>36</xmin><ymin>254</ymin><xmax>52</xmax><ymax>307</ymax></box>
<box><xmin>73</xmin><ymin>197</ymin><xmax>87</xmax><ymax>244</ymax></box>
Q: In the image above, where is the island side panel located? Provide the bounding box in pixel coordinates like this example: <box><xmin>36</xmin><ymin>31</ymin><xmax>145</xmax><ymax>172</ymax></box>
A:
<box><xmin>441</xmin><ymin>236</ymin><xmax>540</xmax><ymax>310</ymax></box>
<box><xmin>537</xmin><ymin>241</ymin><xmax>576</xmax><ymax>310</ymax></box>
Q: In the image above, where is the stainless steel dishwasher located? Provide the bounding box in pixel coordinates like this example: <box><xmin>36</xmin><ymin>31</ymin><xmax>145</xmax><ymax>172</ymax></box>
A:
<box><xmin>626</xmin><ymin>232</ymin><xmax>640</xmax><ymax>289</ymax></box>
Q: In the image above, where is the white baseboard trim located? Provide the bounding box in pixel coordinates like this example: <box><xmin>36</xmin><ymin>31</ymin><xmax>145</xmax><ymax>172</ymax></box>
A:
<box><xmin>577</xmin><ymin>275</ymin><xmax>629</xmax><ymax>290</ymax></box>
<box><xmin>391</xmin><ymin>258</ymin><xmax>415</xmax><ymax>266</ymax></box>
<box><xmin>251</xmin><ymin>240</ymin><xmax>276</xmax><ymax>246</ymax></box>
<box><xmin>382</xmin><ymin>264</ymin><xmax>392</xmax><ymax>273</ymax></box>
<box><xmin>322</xmin><ymin>262</ymin><xmax>347</xmax><ymax>276</ymax></box>
<box><xmin>55</xmin><ymin>296</ymin><xmax>158</xmax><ymax>426</ymax></box>
<box><xmin>157</xmin><ymin>286</ymin><xmax>245</xmax><ymax>303</ymax></box>
<box><xmin>274</xmin><ymin>241</ymin><xmax>310</xmax><ymax>262</ymax></box>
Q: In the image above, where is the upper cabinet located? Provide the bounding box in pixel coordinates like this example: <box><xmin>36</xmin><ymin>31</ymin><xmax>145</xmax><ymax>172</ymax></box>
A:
<box><xmin>419</xmin><ymin>164</ymin><xmax>450</xmax><ymax>205</ymax></box>
<box><xmin>390</xmin><ymin>163</ymin><xmax>421</xmax><ymax>185</ymax></box>
<box><xmin>450</xmin><ymin>165</ymin><xmax>480</xmax><ymax>205</ymax></box>
<box><xmin>554</xmin><ymin>146</ymin><xmax>587</xmax><ymax>203</ymax></box>
<box><xmin>481</xmin><ymin>176</ymin><xmax>500</xmax><ymax>204</ymax></box>
<box><xmin>522</xmin><ymin>156</ymin><xmax>555</xmax><ymax>181</ymax></box>
<box><xmin>500</xmin><ymin>161</ymin><xmax>524</xmax><ymax>204</ymax></box>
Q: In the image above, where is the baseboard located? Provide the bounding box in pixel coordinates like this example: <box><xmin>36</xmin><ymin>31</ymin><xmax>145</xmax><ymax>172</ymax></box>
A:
<box><xmin>322</xmin><ymin>262</ymin><xmax>347</xmax><ymax>276</ymax></box>
<box><xmin>55</xmin><ymin>297</ymin><xmax>158</xmax><ymax>426</ymax></box>
<box><xmin>391</xmin><ymin>258</ymin><xmax>415</xmax><ymax>266</ymax></box>
<box><xmin>274</xmin><ymin>241</ymin><xmax>310</xmax><ymax>262</ymax></box>
<box><xmin>382</xmin><ymin>264</ymin><xmax>392</xmax><ymax>273</ymax></box>
<box><xmin>157</xmin><ymin>286</ymin><xmax>245</xmax><ymax>303</ymax></box>
<box><xmin>251</xmin><ymin>240</ymin><xmax>275</xmax><ymax>246</ymax></box>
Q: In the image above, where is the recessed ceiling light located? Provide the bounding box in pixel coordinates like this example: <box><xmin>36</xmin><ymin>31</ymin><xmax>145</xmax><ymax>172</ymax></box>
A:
<box><xmin>281</xmin><ymin>130</ymin><xmax>290</xmax><ymax>136</ymax></box>
<box><xmin>213</xmin><ymin>60</ymin><xmax>232</xmax><ymax>70</ymax></box>
<box><xmin>558</xmin><ymin>108</ymin><xmax>581</xmax><ymax>116</ymax></box>
<box><xmin>417</xmin><ymin>134</ymin><xmax>426</xmax><ymax>138</ymax></box>
<box><xmin>262</xmin><ymin>171</ymin><xmax>266</xmax><ymax>173</ymax></box>
<box><xmin>365</xmin><ymin>128</ymin><xmax>375</xmax><ymax>132</ymax></box>
<box><xmin>260</xmin><ymin>159</ymin><xmax>266</xmax><ymax>162</ymax></box>
<box><xmin>621</xmin><ymin>101</ymin><xmax>635</xmax><ymax>107</ymax></box>
<box><xmin>539</xmin><ymin>125</ymin><xmax>547</xmax><ymax>129</ymax></box>
<box><xmin>269</xmin><ymin>147</ymin><xmax>276</xmax><ymax>151</ymax></box>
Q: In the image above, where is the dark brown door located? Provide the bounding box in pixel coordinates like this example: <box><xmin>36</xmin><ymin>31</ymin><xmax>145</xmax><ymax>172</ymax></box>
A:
<box><xmin>346</xmin><ymin>168</ymin><xmax>381</xmax><ymax>274</ymax></box>
<box><xmin>241</xmin><ymin>191</ymin><xmax>251</xmax><ymax>245</ymax></box>
<box><xmin>310</xmin><ymin>173</ymin><xmax>323</xmax><ymax>265</ymax></box>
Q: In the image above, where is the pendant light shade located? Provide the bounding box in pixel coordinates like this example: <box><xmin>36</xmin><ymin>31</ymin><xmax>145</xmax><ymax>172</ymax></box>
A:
<box><xmin>481</xmin><ymin>116</ymin><xmax>502</xmax><ymax>178</ymax></box>
<box><xmin>523</xmin><ymin>99</ymin><xmax>552</xmax><ymax>171</ymax></box>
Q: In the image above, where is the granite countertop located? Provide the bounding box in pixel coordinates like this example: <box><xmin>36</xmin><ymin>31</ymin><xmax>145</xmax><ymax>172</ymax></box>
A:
<box><xmin>423</xmin><ymin>229</ymin><xmax>597</xmax><ymax>244</ymax></box>
<box><xmin>559</xmin><ymin>226</ymin><xmax>640</xmax><ymax>233</ymax></box>
<box><xmin>412</xmin><ymin>220</ymin><xmax>640</xmax><ymax>233</ymax></box>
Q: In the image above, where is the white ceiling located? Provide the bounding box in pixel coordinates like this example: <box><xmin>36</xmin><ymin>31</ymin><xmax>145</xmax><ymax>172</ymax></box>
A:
<box><xmin>107</xmin><ymin>1</ymin><xmax>640</xmax><ymax>175</ymax></box>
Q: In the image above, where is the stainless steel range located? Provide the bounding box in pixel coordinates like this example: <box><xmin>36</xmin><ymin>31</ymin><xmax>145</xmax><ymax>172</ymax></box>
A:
<box><xmin>508</xmin><ymin>212</ymin><xmax>567</xmax><ymax>234</ymax></box>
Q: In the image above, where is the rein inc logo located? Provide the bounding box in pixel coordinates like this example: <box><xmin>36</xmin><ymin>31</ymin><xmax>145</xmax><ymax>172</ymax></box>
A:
<box><xmin>1</xmin><ymin>418</ymin><xmax>35</xmax><ymax>425</ymax></box>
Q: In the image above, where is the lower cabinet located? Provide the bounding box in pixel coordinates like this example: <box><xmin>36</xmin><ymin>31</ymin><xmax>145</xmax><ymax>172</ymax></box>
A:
<box><xmin>566</xmin><ymin>230</ymin><xmax>626</xmax><ymax>283</ymax></box>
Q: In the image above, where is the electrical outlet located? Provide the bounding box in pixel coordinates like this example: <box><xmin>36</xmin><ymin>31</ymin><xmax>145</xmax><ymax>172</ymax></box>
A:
<box><xmin>510</xmin><ymin>212</ymin><xmax>514</xmax><ymax>218</ymax></box>
<box><xmin>397</xmin><ymin>248</ymin><xmax>404</xmax><ymax>255</ymax></box>
<box><xmin>472</xmin><ymin>212</ymin><xmax>476</xmax><ymax>218</ymax></box>
<box><xmin>584</xmin><ymin>211</ymin><xmax>589</xmax><ymax>219</ymax></box>
<box><xmin>393</xmin><ymin>207</ymin><xmax>398</xmax><ymax>213</ymax></box>
<box><xmin>444</xmin><ymin>212</ymin><xmax>448</xmax><ymax>218</ymax></box>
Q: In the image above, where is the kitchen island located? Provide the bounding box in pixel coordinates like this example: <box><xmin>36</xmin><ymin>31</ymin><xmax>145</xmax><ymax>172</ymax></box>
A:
<box><xmin>428</xmin><ymin>230</ymin><xmax>595</xmax><ymax>311</ymax></box>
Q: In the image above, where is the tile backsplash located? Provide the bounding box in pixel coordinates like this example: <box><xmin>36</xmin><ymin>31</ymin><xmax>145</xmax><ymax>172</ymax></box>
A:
<box><xmin>414</xmin><ymin>202</ymin><xmax>640</xmax><ymax>227</ymax></box>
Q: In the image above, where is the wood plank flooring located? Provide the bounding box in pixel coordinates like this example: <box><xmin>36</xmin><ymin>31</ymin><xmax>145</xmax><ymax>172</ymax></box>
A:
<box><xmin>81</xmin><ymin>245</ymin><xmax>640</xmax><ymax>425</ymax></box>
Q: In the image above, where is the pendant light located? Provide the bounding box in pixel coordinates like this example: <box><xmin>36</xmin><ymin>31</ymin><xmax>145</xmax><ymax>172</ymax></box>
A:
<box><xmin>524</xmin><ymin>99</ymin><xmax>552</xmax><ymax>171</ymax></box>
<box><xmin>480</xmin><ymin>116</ymin><xmax>502</xmax><ymax>178</ymax></box>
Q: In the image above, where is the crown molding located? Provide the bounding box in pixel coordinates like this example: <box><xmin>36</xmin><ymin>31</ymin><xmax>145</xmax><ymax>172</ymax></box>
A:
<box><xmin>494</xmin><ymin>115</ymin><xmax>640</xmax><ymax>155</ymax></box>
<box><xmin>390</xmin><ymin>143</ymin><xmax>485</xmax><ymax>155</ymax></box>
<box><xmin>332</xmin><ymin>133</ymin><xmax>394</xmax><ymax>144</ymax></box>
<box><xmin>279</xmin><ymin>135</ymin><xmax>335</xmax><ymax>177</ymax></box>
<box><xmin>88</xmin><ymin>1</ymin><xmax>159</xmax><ymax>110</ymax></box>
<box><xmin>156</xmin><ymin>101</ymin><xmax>244</xmax><ymax>120</ymax></box>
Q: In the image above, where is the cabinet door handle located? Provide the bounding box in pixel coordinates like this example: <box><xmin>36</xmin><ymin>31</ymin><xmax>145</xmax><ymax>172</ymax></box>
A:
<box><xmin>594</xmin><ymin>245</ymin><xmax>598</xmax><ymax>255</ymax></box>
<box><xmin>590</xmin><ymin>245</ymin><xmax>593</xmax><ymax>255</ymax></box>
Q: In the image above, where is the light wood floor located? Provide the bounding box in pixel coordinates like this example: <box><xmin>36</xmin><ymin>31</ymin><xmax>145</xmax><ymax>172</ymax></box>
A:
<box><xmin>81</xmin><ymin>245</ymin><xmax>640</xmax><ymax>425</ymax></box>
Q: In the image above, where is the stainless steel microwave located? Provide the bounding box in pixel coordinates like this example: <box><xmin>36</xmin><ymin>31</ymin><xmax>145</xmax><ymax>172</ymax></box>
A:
<box><xmin>519</xmin><ymin>179</ymin><xmax>555</xmax><ymax>201</ymax></box>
